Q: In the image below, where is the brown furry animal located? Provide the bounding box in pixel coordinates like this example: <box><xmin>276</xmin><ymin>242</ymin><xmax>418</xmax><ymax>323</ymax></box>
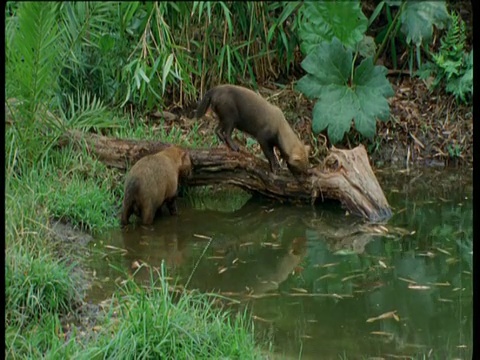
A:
<box><xmin>121</xmin><ymin>146</ymin><xmax>192</xmax><ymax>226</ymax></box>
<box><xmin>196</xmin><ymin>84</ymin><xmax>310</xmax><ymax>174</ymax></box>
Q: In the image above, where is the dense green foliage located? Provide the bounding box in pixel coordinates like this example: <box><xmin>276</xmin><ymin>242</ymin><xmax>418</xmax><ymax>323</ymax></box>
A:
<box><xmin>4</xmin><ymin>1</ymin><xmax>472</xmax><ymax>358</ymax></box>
<box><xmin>6</xmin><ymin>1</ymin><xmax>302</xmax><ymax>114</ymax></box>
<box><xmin>6</xmin><ymin>1</ymin><xmax>470</xmax><ymax>145</ymax></box>
<box><xmin>418</xmin><ymin>11</ymin><xmax>473</xmax><ymax>104</ymax></box>
<box><xmin>5</xmin><ymin>2</ymin><xmax>266</xmax><ymax>358</ymax></box>
<box><xmin>296</xmin><ymin>38</ymin><xmax>394</xmax><ymax>144</ymax></box>
<box><xmin>87</xmin><ymin>266</ymin><xmax>263</xmax><ymax>359</ymax></box>
<box><xmin>294</xmin><ymin>0</ymin><xmax>468</xmax><ymax>144</ymax></box>
<box><xmin>294</xmin><ymin>0</ymin><xmax>395</xmax><ymax>144</ymax></box>
<box><xmin>297</xmin><ymin>1</ymin><xmax>368</xmax><ymax>55</ymax></box>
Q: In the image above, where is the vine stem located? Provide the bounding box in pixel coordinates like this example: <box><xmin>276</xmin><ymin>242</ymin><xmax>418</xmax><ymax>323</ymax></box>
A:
<box><xmin>351</xmin><ymin>51</ymin><xmax>358</xmax><ymax>83</ymax></box>
<box><xmin>373</xmin><ymin>1</ymin><xmax>406</xmax><ymax>65</ymax></box>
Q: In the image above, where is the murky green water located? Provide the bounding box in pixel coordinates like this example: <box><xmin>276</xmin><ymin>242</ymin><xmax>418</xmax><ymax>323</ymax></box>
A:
<box><xmin>87</xmin><ymin>168</ymin><xmax>473</xmax><ymax>359</ymax></box>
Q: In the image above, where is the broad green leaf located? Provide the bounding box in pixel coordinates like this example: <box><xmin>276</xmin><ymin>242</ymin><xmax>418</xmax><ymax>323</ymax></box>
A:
<box><xmin>311</xmin><ymin>87</ymin><xmax>356</xmax><ymax>143</ymax></box>
<box><xmin>354</xmin><ymin>57</ymin><xmax>394</xmax><ymax>99</ymax></box>
<box><xmin>296</xmin><ymin>38</ymin><xmax>394</xmax><ymax>144</ymax></box>
<box><xmin>298</xmin><ymin>1</ymin><xmax>368</xmax><ymax>55</ymax></box>
<box><xmin>356</xmin><ymin>35</ymin><xmax>377</xmax><ymax>59</ymax></box>
<box><xmin>295</xmin><ymin>75</ymin><xmax>324</xmax><ymax>99</ymax></box>
<box><xmin>298</xmin><ymin>40</ymin><xmax>352</xmax><ymax>88</ymax></box>
<box><xmin>400</xmin><ymin>1</ymin><xmax>450</xmax><ymax>47</ymax></box>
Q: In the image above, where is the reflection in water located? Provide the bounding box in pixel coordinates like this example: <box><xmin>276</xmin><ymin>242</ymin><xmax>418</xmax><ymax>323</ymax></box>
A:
<box><xmin>88</xmin><ymin>168</ymin><xmax>472</xmax><ymax>359</ymax></box>
<box><xmin>121</xmin><ymin>217</ymin><xmax>189</xmax><ymax>270</ymax></box>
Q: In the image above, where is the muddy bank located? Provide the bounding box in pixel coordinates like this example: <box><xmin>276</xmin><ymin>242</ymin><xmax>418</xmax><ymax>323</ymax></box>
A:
<box><xmin>48</xmin><ymin>220</ymin><xmax>104</xmax><ymax>341</ymax></box>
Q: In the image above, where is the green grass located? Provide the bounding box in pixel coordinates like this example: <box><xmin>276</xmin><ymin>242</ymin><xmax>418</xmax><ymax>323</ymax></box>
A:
<box><xmin>5</xmin><ymin>314</ymin><xmax>80</xmax><ymax>359</ymax></box>
<box><xmin>83</xmin><ymin>265</ymin><xmax>263</xmax><ymax>359</ymax></box>
<box><xmin>109</xmin><ymin>118</ymin><xmax>223</xmax><ymax>149</ymax></box>
<box><xmin>5</xmin><ymin>247</ymin><xmax>80</xmax><ymax>322</ymax></box>
<box><xmin>0</xmin><ymin>3</ymin><xmax>348</xmax><ymax>358</ymax></box>
<box><xmin>6</xmin><ymin>137</ymin><xmax>121</xmax><ymax>233</ymax></box>
<box><xmin>5</xmin><ymin>119</ymin><xmax>269</xmax><ymax>358</ymax></box>
<box><xmin>5</xmin><ymin>160</ymin><xmax>84</xmax><ymax>358</ymax></box>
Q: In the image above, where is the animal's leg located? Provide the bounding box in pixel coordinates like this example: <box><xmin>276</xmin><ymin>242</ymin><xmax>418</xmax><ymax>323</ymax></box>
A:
<box><xmin>166</xmin><ymin>197</ymin><xmax>178</xmax><ymax>215</ymax></box>
<box><xmin>141</xmin><ymin>202</ymin><xmax>155</xmax><ymax>225</ymax></box>
<box><xmin>215</xmin><ymin>124</ymin><xmax>227</xmax><ymax>143</ymax></box>
<box><xmin>214</xmin><ymin>104</ymin><xmax>240</xmax><ymax>152</ymax></box>
<box><xmin>258</xmin><ymin>140</ymin><xmax>281</xmax><ymax>173</ymax></box>
<box><xmin>120</xmin><ymin>202</ymin><xmax>134</xmax><ymax>226</ymax></box>
<box><xmin>221</xmin><ymin>120</ymin><xmax>239</xmax><ymax>151</ymax></box>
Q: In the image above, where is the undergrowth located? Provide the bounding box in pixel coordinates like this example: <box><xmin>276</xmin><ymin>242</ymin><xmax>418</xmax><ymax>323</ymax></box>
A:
<box><xmin>84</xmin><ymin>265</ymin><xmax>263</xmax><ymax>359</ymax></box>
<box><xmin>418</xmin><ymin>11</ymin><xmax>473</xmax><ymax>104</ymax></box>
<box><xmin>5</xmin><ymin>114</ymin><xmax>266</xmax><ymax>358</ymax></box>
<box><xmin>4</xmin><ymin>1</ymin><xmax>472</xmax><ymax>358</ymax></box>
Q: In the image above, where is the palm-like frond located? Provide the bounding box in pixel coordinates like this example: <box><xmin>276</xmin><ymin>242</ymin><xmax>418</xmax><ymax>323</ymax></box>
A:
<box><xmin>8</xmin><ymin>2</ymin><xmax>61</xmax><ymax>120</ymax></box>
<box><xmin>58</xmin><ymin>91</ymin><xmax>117</xmax><ymax>132</ymax></box>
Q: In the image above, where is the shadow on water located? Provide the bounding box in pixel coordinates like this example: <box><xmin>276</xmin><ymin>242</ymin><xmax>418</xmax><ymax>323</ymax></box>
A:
<box><xmin>87</xmin><ymin>167</ymin><xmax>473</xmax><ymax>359</ymax></box>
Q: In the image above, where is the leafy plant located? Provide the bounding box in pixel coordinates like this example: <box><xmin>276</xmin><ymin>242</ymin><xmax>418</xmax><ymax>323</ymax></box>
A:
<box><xmin>445</xmin><ymin>50</ymin><xmax>473</xmax><ymax>104</ymax></box>
<box><xmin>446</xmin><ymin>144</ymin><xmax>463</xmax><ymax>159</ymax></box>
<box><xmin>400</xmin><ymin>1</ymin><xmax>450</xmax><ymax>48</ymax></box>
<box><xmin>58</xmin><ymin>91</ymin><xmax>119</xmax><ymax>132</ymax></box>
<box><xmin>370</xmin><ymin>1</ymin><xmax>450</xmax><ymax>72</ymax></box>
<box><xmin>294</xmin><ymin>0</ymin><xmax>395</xmax><ymax>144</ymax></box>
<box><xmin>418</xmin><ymin>11</ymin><xmax>472</xmax><ymax>104</ymax></box>
<box><xmin>6</xmin><ymin>2</ymin><xmax>60</xmax><ymax>118</ymax></box>
<box><xmin>400</xmin><ymin>1</ymin><xmax>450</xmax><ymax>71</ymax></box>
<box><xmin>5</xmin><ymin>2</ymin><xmax>63</xmax><ymax>165</ymax></box>
<box><xmin>57</xmin><ymin>2</ymin><xmax>125</xmax><ymax>108</ymax></box>
<box><xmin>297</xmin><ymin>1</ymin><xmax>368</xmax><ymax>55</ymax></box>
<box><xmin>370</xmin><ymin>1</ymin><xmax>406</xmax><ymax>68</ymax></box>
<box><xmin>296</xmin><ymin>38</ymin><xmax>394</xmax><ymax>144</ymax></box>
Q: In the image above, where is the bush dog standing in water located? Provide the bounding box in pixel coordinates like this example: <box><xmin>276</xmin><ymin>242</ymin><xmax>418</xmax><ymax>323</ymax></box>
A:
<box><xmin>121</xmin><ymin>146</ymin><xmax>192</xmax><ymax>226</ymax></box>
<box><xmin>195</xmin><ymin>84</ymin><xmax>310</xmax><ymax>175</ymax></box>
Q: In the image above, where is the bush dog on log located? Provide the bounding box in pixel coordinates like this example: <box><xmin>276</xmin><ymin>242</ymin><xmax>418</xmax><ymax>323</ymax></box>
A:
<box><xmin>121</xmin><ymin>146</ymin><xmax>192</xmax><ymax>226</ymax></box>
<box><xmin>195</xmin><ymin>84</ymin><xmax>310</xmax><ymax>175</ymax></box>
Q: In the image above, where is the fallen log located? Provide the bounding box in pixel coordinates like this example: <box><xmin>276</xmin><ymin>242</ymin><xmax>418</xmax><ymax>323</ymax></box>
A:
<box><xmin>61</xmin><ymin>130</ymin><xmax>392</xmax><ymax>222</ymax></box>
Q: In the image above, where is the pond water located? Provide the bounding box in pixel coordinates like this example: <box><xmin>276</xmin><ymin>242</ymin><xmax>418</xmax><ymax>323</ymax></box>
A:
<box><xmin>87</xmin><ymin>167</ymin><xmax>473</xmax><ymax>359</ymax></box>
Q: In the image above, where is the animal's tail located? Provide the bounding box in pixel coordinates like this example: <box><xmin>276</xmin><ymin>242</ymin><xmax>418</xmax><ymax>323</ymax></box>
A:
<box><xmin>195</xmin><ymin>88</ymin><xmax>216</xmax><ymax>119</ymax></box>
<box><xmin>121</xmin><ymin>177</ymin><xmax>139</xmax><ymax>226</ymax></box>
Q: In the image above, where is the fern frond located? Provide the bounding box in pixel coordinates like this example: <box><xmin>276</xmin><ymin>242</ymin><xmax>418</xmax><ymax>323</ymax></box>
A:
<box><xmin>58</xmin><ymin>91</ymin><xmax>116</xmax><ymax>132</ymax></box>
<box><xmin>425</xmin><ymin>11</ymin><xmax>472</xmax><ymax>104</ymax></box>
<box><xmin>57</xmin><ymin>2</ymin><xmax>122</xmax><ymax>106</ymax></box>
<box><xmin>59</xmin><ymin>2</ymin><xmax>116</xmax><ymax>67</ymax></box>
<box><xmin>9</xmin><ymin>2</ymin><xmax>61</xmax><ymax>120</ymax></box>
<box><xmin>438</xmin><ymin>11</ymin><xmax>466</xmax><ymax>59</ymax></box>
